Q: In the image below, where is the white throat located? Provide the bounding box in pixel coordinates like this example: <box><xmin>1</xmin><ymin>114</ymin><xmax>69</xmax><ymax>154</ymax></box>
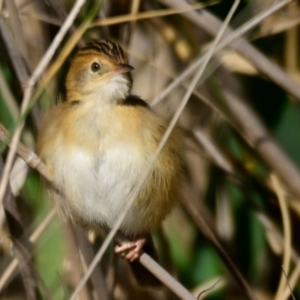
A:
<box><xmin>93</xmin><ymin>74</ymin><xmax>130</xmax><ymax>104</ymax></box>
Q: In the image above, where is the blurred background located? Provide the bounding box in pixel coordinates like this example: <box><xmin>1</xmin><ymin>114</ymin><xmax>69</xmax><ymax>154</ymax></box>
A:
<box><xmin>1</xmin><ymin>0</ymin><xmax>300</xmax><ymax>299</ymax></box>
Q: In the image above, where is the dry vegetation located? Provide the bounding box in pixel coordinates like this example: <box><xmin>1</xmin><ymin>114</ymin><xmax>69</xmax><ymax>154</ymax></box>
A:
<box><xmin>1</xmin><ymin>0</ymin><xmax>300</xmax><ymax>299</ymax></box>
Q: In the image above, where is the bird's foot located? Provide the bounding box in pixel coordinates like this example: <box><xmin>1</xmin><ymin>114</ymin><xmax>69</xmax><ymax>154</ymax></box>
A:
<box><xmin>115</xmin><ymin>237</ymin><xmax>146</xmax><ymax>262</ymax></box>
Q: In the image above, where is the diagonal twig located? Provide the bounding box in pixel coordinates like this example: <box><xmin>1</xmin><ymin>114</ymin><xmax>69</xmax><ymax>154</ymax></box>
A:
<box><xmin>272</xmin><ymin>175</ymin><xmax>292</xmax><ymax>300</ymax></box>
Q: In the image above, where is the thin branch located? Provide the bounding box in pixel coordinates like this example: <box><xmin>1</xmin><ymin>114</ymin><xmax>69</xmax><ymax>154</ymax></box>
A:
<box><xmin>90</xmin><ymin>2</ymin><xmax>218</xmax><ymax>27</ymax></box>
<box><xmin>193</xmin><ymin>129</ymin><xmax>234</xmax><ymax>175</ymax></box>
<box><xmin>272</xmin><ymin>175</ymin><xmax>292</xmax><ymax>300</ymax></box>
<box><xmin>281</xmin><ymin>266</ymin><xmax>296</xmax><ymax>300</ymax></box>
<box><xmin>192</xmin><ymin>276</ymin><xmax>226</xmax><ymax>300</ymax></box>
<box><xmin>197</xmin><ymin>278</ymin><xmax>222</xmax><ymax>299</ymax></box>
<box><xmin>139</xmin><ymin>253</ymin><xmax>196</xmax><ymax>300</ymax></box>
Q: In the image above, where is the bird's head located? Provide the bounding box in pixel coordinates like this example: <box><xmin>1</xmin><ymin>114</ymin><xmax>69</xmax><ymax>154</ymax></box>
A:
<box><xmin>66</xmin><ymin>40</ymin><xmax>134</xmax><ymax>104</ymax></box>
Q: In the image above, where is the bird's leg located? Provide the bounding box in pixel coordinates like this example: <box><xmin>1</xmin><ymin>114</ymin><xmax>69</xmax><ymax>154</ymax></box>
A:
<box><xmin>115</xmin><ymin>236</ymin><xmax>146</xmax><ymax>262</ymax></box>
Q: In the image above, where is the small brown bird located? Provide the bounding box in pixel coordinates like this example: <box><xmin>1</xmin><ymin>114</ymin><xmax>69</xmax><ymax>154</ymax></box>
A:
<box><xmin>37</xmin><ymin>39</ymin><xmax>183</xmax><ymax>285</ymax></box>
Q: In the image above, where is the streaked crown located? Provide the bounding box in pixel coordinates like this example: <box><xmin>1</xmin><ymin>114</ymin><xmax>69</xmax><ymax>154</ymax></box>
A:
<box><xmin>78</xmin><ymin>39</ymin><xmax>128</xmax><ymax>65</ymax></box>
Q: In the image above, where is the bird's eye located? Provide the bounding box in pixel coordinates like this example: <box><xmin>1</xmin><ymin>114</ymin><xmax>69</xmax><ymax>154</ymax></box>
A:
<box><xmin>91</xmin><ymin>62</ymin><xmax>100</xmax><ymax>72</ymax></box>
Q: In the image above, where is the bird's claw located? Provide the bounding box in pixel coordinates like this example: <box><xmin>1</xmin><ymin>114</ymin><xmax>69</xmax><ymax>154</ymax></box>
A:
<box><xmin>115</xmin><ymin>238</ymin><xmax>146</xmax><ymax>262</ymax></box>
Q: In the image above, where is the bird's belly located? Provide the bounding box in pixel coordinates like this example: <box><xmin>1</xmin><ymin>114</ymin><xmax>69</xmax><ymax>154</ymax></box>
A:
<box><xmin>53</xmin><ymin>141</ymin><xmax>146</xmax><ymax>235</ymax></box>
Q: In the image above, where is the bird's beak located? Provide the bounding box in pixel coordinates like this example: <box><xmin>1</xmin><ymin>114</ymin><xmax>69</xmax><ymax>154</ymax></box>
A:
<box><xmin>113</xmin><ymin>63</ymin><xmax>134</xmax><ymax>75</ymax></box>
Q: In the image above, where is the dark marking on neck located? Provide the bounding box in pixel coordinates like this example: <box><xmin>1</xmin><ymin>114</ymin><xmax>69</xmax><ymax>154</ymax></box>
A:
<box><xmin>120</xmin><ymin>95</ymin><xmax>149</xmax><ymax>108</ymax></box>
<box><xmin>70</xmin><ymin>100</ymin><xmax>81</xmax><ymax>106</ymax></box>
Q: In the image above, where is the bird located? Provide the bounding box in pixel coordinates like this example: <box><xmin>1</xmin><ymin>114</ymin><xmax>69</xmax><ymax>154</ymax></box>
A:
<box><xmin>37</xmin><ymin>39</ymin><xmax>184</xmax><ymax>286</ymax></box>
